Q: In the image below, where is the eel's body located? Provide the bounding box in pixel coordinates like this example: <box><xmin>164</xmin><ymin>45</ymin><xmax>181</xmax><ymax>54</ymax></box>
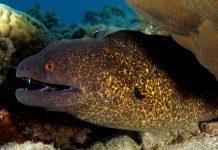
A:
<box><xmin>15</xmin><ymin>31</ymin><xmax>218</xmax><ymax>132</ymax></box>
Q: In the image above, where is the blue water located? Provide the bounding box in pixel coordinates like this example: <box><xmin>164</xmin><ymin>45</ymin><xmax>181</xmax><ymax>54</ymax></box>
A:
<box><xmin>1</xmin><ymin>0</ymin><xmax>134</xmax><ymax>24</ymax></box>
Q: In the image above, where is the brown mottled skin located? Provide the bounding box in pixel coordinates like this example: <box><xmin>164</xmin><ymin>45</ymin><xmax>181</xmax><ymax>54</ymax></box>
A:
<box><xmin>16</xmin><ymin>31</ymin><xmax>218</xmax><ymax>132</ymax></box>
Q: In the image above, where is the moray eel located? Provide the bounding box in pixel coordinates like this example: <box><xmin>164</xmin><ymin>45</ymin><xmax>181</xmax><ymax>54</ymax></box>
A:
<box><xmin>15</xmin><ymin>31</ymin><xmax>218</xmax><ymax>131</ymax></box>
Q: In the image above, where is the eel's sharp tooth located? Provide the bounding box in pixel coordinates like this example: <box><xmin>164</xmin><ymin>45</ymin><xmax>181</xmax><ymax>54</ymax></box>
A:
<box><xmin>40</xmin><ymin>86</ymin><xmax>50</xmax><ymax>92</ymax></box>
<box><xmin>28</xmin><ymin>78</ymin><xmax>31</xmax><ymax>85</ymax></box>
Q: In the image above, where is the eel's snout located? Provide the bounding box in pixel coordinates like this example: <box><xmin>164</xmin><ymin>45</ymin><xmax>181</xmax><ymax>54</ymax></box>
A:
<box><xmin>16</xmin><ymin>56</ymin><xmax>35</xmax><ymax>78</ymax></box>
<box><xmin>16</xmin><ymin>54</ymin><xmax>46</xmax><ymax>83</ymax></box>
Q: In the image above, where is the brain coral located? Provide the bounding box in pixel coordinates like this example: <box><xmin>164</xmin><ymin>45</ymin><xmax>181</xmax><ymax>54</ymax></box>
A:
<box><xmin>126</xmin><ymin>0</ymin><xmax>218</xmax><ymax>80</ymax></box>
<box><xmin>0</xmin><ymin>3</ymin><xmax>52</xmax><ymax>84</ymax></box>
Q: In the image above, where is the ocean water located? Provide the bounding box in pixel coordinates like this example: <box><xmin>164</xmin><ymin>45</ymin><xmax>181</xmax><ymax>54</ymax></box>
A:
<box><xmin>1</xmin><ymin>0</ymin><xmax>135</xmax><ymax>24</ymax></box>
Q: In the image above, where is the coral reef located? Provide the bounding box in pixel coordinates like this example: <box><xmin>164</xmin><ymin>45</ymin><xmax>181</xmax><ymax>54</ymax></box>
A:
<box><xmin>89</xmin><ymin>133</ymin><xmax>218</xmax><ymax>150</ymax></box>
<box><xmin>0</xmin><ymin>3</ymin><xmax>51</xmax><ymax>48</ymax></box>
<box><xmin>16</xmin><ymin>113</ymin><xmax>91</xmax><ymax>150</ymax></box>
<box><xmin>2</xmin><ymin>141</ymin><xmax>56</xmax><ymax>150</ymax></box>
<box><xmin>26</xmin><ymin>4</ymin><xmax>164</xmax><ymax>40</ymax></box>
<box><xmin>0</xmin><ymin>37</ymin><xmax>15</xmax><ymax>83</ymax></box>
<box><xmin>163</xmin><ymin>136</ymin><xmax>218</xmax><ymax>150</ymax></box>
<box><xmin>26</xmin><ymin>4</ymin><xmax>59</xmax><ymax>30</ymax></box>
<box><xmin>140</xmin><ymin>121</ymin><xmax>218</xmax><ymax>149</ymax></box>
<box><xmin>0</xmin><ymin>3</ymin><xmax>52</xmax><ymax>84</ymax></box>
<box><xmin>125</xmin><ymin>0</ymin><xmax>218</xmax><ymax>80</ymax></box>
<box><xmin>83</xmin><ymin>5</ymin><xmax>137</xmax><ymax>28</ymax></box>
<box><xmin>83</xmin><ymin>5</ymin><xmax>166</xmax><ymax>36</ymax></box>
<box><xmin>89</xmin><ymin>135</ymin><xmax>141</xmax><ymax>150</ymax></box>
<box><xmin>199</xmin><ymin>121</ymin><xmax>218</xmax><ymax>135</ymax></box>
<box><xmin>0</xmin><ymin>108</ymin><xmax>24</xmax><ymax>144</ymax></box>
<box><xmin>26</xmin><ymin>5</ymin><xmax>140</xmax><ymax>40</ymax></box>
<box><xmin>0</xmin><ymin>88</ymin><xmax>92</xmax><ymax>149</ymax></box>
<box><xmin>0</xmin><ymin>2</ymin><xmax>217</xmax><ymax>150</ymax></box>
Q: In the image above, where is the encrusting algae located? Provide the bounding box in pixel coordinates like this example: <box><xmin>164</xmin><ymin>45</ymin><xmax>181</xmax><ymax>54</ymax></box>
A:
<box><xmin>15</xmin><ymin>31</ymin><xmax>218</xmax><ymax>133</ymax></box>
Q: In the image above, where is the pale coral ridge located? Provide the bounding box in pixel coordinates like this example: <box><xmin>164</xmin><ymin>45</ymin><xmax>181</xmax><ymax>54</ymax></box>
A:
<box><xmin>2</xmin><ymin>141</ymin><xmax>57</xmax><ymax>150</ymax></box>
<box><xmin>126</xmin><ymin>0</ymin><xmax>218</xmax><ymax>80</ymax></box>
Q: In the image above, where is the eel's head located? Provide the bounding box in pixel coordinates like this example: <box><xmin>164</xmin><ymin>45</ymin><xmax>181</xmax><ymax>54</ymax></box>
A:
<box><xmin>15</xmin><ymin>40</ymin><xmax>89</xmax><ymax>111</ymax></box>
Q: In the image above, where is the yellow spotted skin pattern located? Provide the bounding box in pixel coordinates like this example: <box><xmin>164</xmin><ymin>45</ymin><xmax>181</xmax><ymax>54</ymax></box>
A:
<box><xmin>16</xmin><ymin>31</ymin><xmax>218</xmax><ymax>132</ymax></box>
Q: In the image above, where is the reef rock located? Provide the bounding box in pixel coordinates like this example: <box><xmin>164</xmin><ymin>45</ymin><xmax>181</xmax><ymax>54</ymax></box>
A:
<box><xmin>125</xmin><ymin>0</ymin><xmax>218</xmax><ymax>80</ymax></box>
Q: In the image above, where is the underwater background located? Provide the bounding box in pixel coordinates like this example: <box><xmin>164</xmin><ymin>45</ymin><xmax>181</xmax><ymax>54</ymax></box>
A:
<box><xmin>0</xmin><ymin>0</ymin><xmax>218</xmax><ymax>149</ymax></box>
<box><xmin>0</xmin><ymin>1</ymin><xmax>155</xmax><ymax>149</ymax></box>
<box><xmin>1</xmin><ymin>0</ymin><xmax>147</xmax><ymax>41</ymax></box>
<box><xmin>1</xmin><ymin>0</ymin><xmax>134</xmax><ymax>24</ymax></box>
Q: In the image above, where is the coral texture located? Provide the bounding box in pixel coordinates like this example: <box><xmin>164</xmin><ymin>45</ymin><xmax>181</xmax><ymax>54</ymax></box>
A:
<box><xmin>17</xmin><ymin>119</ymin><xmax>90</xmax><ymax>149</ymax></box>
<box><xmin>89</xmin><ymin>135</ymin><xmax>141</xmax><ymax>150</ymax></box>
<box><xmin>2</xmin><ymin>141</ymin><xmax>56</xmax><ymax>150</ymax></box>
<box><xmin>0</xmin><ymin>4</ymin><xmax>51</xmax><ymax>47</ymax></box>
<box><xmin>163</xmin><ymin>136</ymin><xmax>218</xmax><ymax>150</ymax></box>
<box><xmin>0</xmin><ymin>37</ymin><xmax>15</xmax><ymax>83</ymax></box>
<box><xmin>125</xmin><ymin>0</ymin><xmax>218</xmax><ymax>80</ymax></box>
<box><xmin>89</xmin><ymin>133</ymin><xmax>218</xmax><ymax>150</ymax></box>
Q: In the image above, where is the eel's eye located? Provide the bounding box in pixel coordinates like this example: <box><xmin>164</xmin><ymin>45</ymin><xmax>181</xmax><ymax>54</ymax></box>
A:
<box><xmin>44</xmin><ymin>60</ymin><xmax>56</xmax><ymax>73</ymax></box>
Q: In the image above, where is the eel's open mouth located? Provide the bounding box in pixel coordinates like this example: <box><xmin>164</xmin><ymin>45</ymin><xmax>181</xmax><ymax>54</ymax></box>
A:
<box><xmin>17</xmin><ymin>77</ymin><xmax>81</xmax><ymax>93</ymax></box>
<box><xmin>15</xmin><ymin>77</ymin><xmax>82</xmax><ymax>108</ymax></box>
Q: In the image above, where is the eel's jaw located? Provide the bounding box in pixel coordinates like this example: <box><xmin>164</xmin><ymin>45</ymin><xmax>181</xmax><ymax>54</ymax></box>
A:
<box><xmin>15</xmin><ymin>79</ymin><xmax>82</xmax><ymax>108</ymax></box>
<box><xmin>15</xmin><ymin>88</ymin><xmax>82</xmax><ymax>108</ymax></box>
